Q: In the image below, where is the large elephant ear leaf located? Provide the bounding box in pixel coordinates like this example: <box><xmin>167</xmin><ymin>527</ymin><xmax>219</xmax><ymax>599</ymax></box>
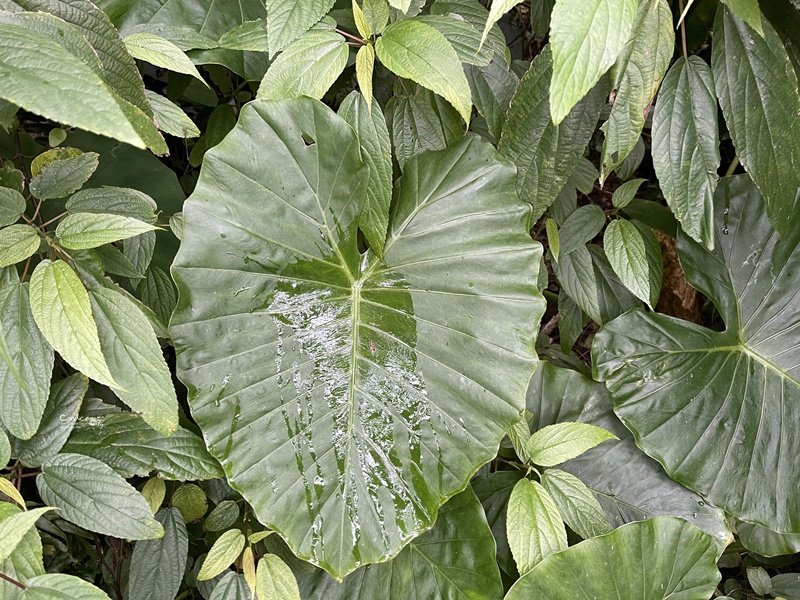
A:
<box><xmin>593</xmin><ymin>175</ymin><xmax>800</xmax><ymax>533</ymax></box>
<box><xmin>505</xmin><ymin>517</ymin><xmax>721</xmax><ymax>600</ymax></box>
<box><xmin>170</xmin><ymin>98</ymin><xmax>544</xmax><ymax>579</ymax></box>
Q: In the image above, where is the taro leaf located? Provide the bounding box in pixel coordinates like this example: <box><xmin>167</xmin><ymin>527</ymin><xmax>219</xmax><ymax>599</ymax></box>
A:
<box><xmin>171</xmin><ymin>97</ymin><xmax>543</xmax><ymax>578</ymax></box>
<box><xmin>0</xmin><ymin>268</ymin><xmax>54</xmax><ymax>440</ymax></box>
<box><xmin>296</xmin><ymin>488</ymin><xmax>503</xmax><ymax>599</ymax></box>
<box><xmin>593</xmin><ymin>175</ymin><xmax>800</xmax><ymax>533</ymax></box>
<box><xmin>505</xmin><ymin>517</ymin><xmax>721</xmax><ymax>600</ymax></box>
<box><xmin>528</xmin><ymin>362</ymin><xmax>733</xmax><ymax>545</ymax></box>
<box><xmin>37</xmin><ymin>453</ymin><xmax>164</xmax><ymax>539</ymax></box>
<box><xmin>128</xmin><ymin>508</ymin><xmax>188</xmax><ymax>600</ymax></box>
<box><xmin>712</xmin><ymin>6</ymin><xmax>800</xmax><ymax>238</ymax></box>
<box><xmin>499</xmin><ymin>47</ymin><xmax>606</xmax><ymax>221</ymax></box>
<box><xmin>738</xmin><ymin>521</ymin><xmax>800</xmax><ymax>557</ymax></box>
<box><xmin>62</xmin><ymin>413</ymin><xmax>223</xmax><ymax>481</ymax></box>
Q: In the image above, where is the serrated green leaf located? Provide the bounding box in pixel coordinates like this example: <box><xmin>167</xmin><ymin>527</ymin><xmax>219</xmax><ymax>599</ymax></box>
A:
<box><xmin>266</xmin><ymin>0</ymin><xmax>336</xmax><ymax>55</ymax></box>
<box><xmin>63</xmin><ymin>413</ymin><xmax>222</xmax><ymax>480</ymax></box>
<box><xmin>505</xmin><ymin>518</ymin><xmax>721</xmax><ymax>600</ymax></box>
<box><xmin>0</xmin><ymin>478</ymin><xmax>25</xmax><ymax>510</ymax></box>
<box><xmin>29</xmin><ymin>260</ymin><xmax>117</xmax><ymax>388</ymax></box>
<box><xmin>546</xmin><ymin>218</ymin><xmax>560</xmax><ymax>262</ymax></box>
<box><xmin>66</xmin><ymin>187</ymin><xmax>158</xmax><ymax>223</ymax></box>
<box><xmin>204</xmin><ymin>500</ymin><xmax>240</xmax><ymax>532</ymax></box>
<box><xmin>557</xmin><ymin>291</ymin><xmax>587</xmax><ymax>353</ymax></box>
<box><xmin>0</xmin><ymin>430</ymin><xmax>8</xmax><ymax>468</ymax></box>
<box><xmin>20</xmin><ymin>573</ymin><xmax>112</xmax><ymax>599</ymax></box>
<box><xmin>129</xmin><ymin>508</ymin><xmax>188</xmax><ymax>600</ymax></box>
<box><xmin>122</xmin><ymin>231</ymin><xmax>156</xmax><ymax>277</ymax></box>
<box><xmin>94</xmin><ymin>245</ymin><xmax>145</xmax><ymax>279</ymax></box>
<box><xmin>593</xmin><ymin>175</ymin><xmax>800</xmax><ymax>533</ymax></box>
<box><xmin>0</xmin><ymin>187</ymin><xmax>25</xmax><ymax>227</ymax></box>
<box><xmin>507</xmin><ymin>478</ymin><xmax>566</xmax><ymax>574</ymax></box>
<box><xmin>124</xmin><ymin>32</ymin><xmax>207</xmax><ymax>84</ymax></box>
<box><xmin>37</xmin><ymin>453</ymin><xmax>163</xmax><ymax>539</ymax></box>
<box><xmin>376</xmin><ymin>19</ymin><xmax>473</xmax><ymax>125</ymax></box>
<box><xmin>652</xmin><ymin>56</ymin><xmax>719</xmax><ymax>250</ymax></box>
<box><xmin>29</xmin><ymin>153</ymin><xmax>99</xmax><ymax>201</ymax></box>
<box><xmin>32</xmin><ymin>148</ymin><xmax>84</xmax><ymax>178</ymax></box>
<box><xmin>464</xmin><ymin>59</ymin><xmax>519</xmax><ymax>140</ymax></box>
<box><xmin>431</xmin><ymin>0</ymin><xmax>508</xmax><ymax>62</ymax></box>
<box><xmin>87</xmin><ymin>287</ymin><xmax>178</xmax><ymax>434</ymax></box>
<box><xmin>256</xmin><ymin>554</ymin><xmax>301</xmax><ymax>600</ymax></box>
<box><xmin>712</xmin><ymin>6</ymin><xmax>800</xmax><ymax>238</ymax></box>
<box><xmin>541</xmin><ymin>468</ymin><xmax>611</xmax><ymax>539</ymax></box>
<box><xmin>198</xmin><ymin>529</ymin><xmax>246</xmax><ymax>581</ymax></box>
<box><xmin>121</xmin><ymin>23</ymin><xmax>219</xmax><ymax>52</ymax></box>
<box><xmin>363</xmin><ymin>0</ymin><xmax>389</xmax><ymax>34</ymax></box>
<box><xmin>353</xmin><ymin>0</ymin><xmax>371</xmax><ymax>38</ymax></box>
<box><xmin>0</xmin><ymin>268</ymin><xmax>53</xmax><ymax>440</ymax></box>
<box><xmin>355</xmin><ymin>43</ymin><xmax>375</xmax><ymax>108</ymax></box>
<box><xmin>0</xmin><ymin>501</ymin><xmax>44</xmax><ymax>597</ymax></box>
<box><xmin>218</xmin><ymin>18</ymin><xmax>268</xmax><ymax>51</ymax></box>
<box><xmin>137</xmin><ymin>266</ymin><xmax>177</xmax><ymax>327</ymax></box>
<box><xmin>0</xmin><ymin>225</ymin><xmax>39</xmax><ymax>269</ymax></box>
<box><xmin>558</xmin><ymin>204</ymin><xmax>605</xmax><ymax>256</ymax></box>
<box><xmin>611</xmin><ymin>178</ymin><xmax>646</xmax><ymax>209</ymax></box>
<box><xmin>170</xmin><ymin>99</ymin><xmax>543</xmax><ymax>579</ymax></box>
<box><xmin>481</xmin><ymin>0</ymin><xmax>522</xmax><ymax>48</ymax></box>
<box><xmin>720</xmin><ymin>0</ymin><xmax>764</xmax><ymax>36</ymax></box>
<box><xmin>604</xmin><ymin>219</ymin><xmax>652</xmax><ymax>308</ymax></box>
<box><xmin>0</xmin><ymin>507</ymin><xmax>53</xmax><ymax>563</ymax></box>
<box><xmin>507</xmin><ymin>413</ymin><xmax>533</xmax><ymax>463</ymax></box>
<box><xmin>145</xmin><ymin>91</ymin><xmax>201</xmax><ymax>138</ymax></box>
<box><xmin>141</xmin><ymin>477</ymin><xmax>166</xmax><ymax>515</ymax></box>
<box><xmin>499</xmin><ymin>47</ymin><xmax>606</xmax><ymax>219</ymax></box>
<box><xmin>172</xmin><ymin>483</ymin><xmax>208</xmax><ymax>523</ymax></box>
<box><xmin>549</xmin><ymin>0</ymin><xmax>637</xmax><ymax>124</ymax></box>
<box><xmin>386</xmin><ymin>93</ymin><xmax>460</xmax><ymax>169</ymax></box>
<box><xmin>56</xmin><ymin>213</ymin><xmax>157</xmax><ymax>250</ymax></box>
<box><xmin>601</xmin><ymin>0</ymin><xmax>673</xmax><ymax>180</ymax></box>
<box><xmin>257</xmin><ymin>28</ymin><xmax>348</xmax><ymax>101</ymax></box>
<box><xmin>528</xmin><ymin>422</ymin><xmax>617</xmax><ymax>467</ymax></box>
<box><xmin>415</xmin><ymin>14</ymin><xmax>494</xmax><ymax>67</ymax></box>
<box><xmin>338</xmin><ymin>91</ymin><xmax>392</xmax><ymax>257</ymax></box>
<box><xmin>207</xmin><ymin>572</ymin><xmax>251</xmax><ymax>600</ymax></box>
<box><xmin>15</xmin><ymin>373</ymin><xmax>87</xmax><ymax>467</ymax></box>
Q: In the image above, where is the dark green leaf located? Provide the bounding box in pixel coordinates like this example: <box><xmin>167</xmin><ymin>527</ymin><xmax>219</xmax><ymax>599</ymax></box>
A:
<box><xmin>0</xmin><ymin>187</ymin><xmax>25</xmax><ymax>227</ymax></box>
<box><xmin>128</xmin><ymin>508</ymin><xmax>188</xmax><ymax>600</ymax></box>
<box><xmin>558</xmin><ymin>204</ymin><xmax>605</xmax><ymax>256</ymax></box>
<box><xmin>464</xmin><ymin>59</ymin><xmax>519</xmax><ymax>141</ymax></box>
<box><xmin>472</xmin><ymin>470</ymin><xmax>524</xmax><ymax>577</ymax></box>
<box><xmin>145</xmin><ymin>91</ymin><xmax>201</xmax><ymax>138</ymax></box>
<box><xmin>29</xmin><ymin>153</ymin><xmax>99</xmax><ymax>201</ymax></box>
<box><xmin>738</xmin><ymin>521</ymin><xmax>800</xmax><ymax>557</ymax></box>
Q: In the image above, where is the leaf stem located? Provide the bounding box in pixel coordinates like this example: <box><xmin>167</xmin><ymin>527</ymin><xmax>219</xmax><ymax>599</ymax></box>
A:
<box><xmin>678</xmin><ymin>0</ymin><xmax>689</xmax><ymax>60</ymax></box>
<box><xmin>725</xmin><ymin>155</ymin><xmax>740</xmax><ymax>177</ymax></box>
<box><xmin>335</xmin><ymin>28</ymin><xmax>365</xmax><ymax>45</ymax></box>
<box><xmin>0</xmin><ymin>573</ymin><xmax>26</xmax><ymax>590</ymax></box>
<box><xmin>39</xmin><ymin>211</ymin><xmax>67</xmax><ymax>230</ymax></box>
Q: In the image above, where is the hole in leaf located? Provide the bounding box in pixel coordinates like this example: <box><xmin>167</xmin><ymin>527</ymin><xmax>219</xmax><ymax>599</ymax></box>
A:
<box><xmin>301</xmin><ymin>132</ymin><xmax>316</xmax><ymax>146</ymax></box>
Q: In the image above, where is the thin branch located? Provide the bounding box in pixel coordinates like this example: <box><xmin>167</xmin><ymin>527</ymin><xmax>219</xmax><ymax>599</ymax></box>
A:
<box><xmin>678</xmin><ymin>0</ymin><xmax>689</xmax><ymax>60</ymax></box>
<box><xmin>335</xmin><ymin>28</ymin><xmax>365</xmax><ymax>44</ymax></box>
<box><xmin>0</xmin><ymin>573</ymin><xmax>26</xmax><ymax>590</ymax></box>
<box><xmin>725</xmin><ymin>155</ymin><xmax>740</xmax><ymax>177</ymax></box>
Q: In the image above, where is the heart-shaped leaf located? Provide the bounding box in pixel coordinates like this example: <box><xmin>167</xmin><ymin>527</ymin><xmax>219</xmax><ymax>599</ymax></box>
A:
<box><xmin>594</xmin><ymin>175</ymin><xmax>800</xmax><ymax>533</ymax></box>
<box><xmin>171</xmin><ymin>97</ymin><xmax>543</xmax><ymax>578</ymax></box>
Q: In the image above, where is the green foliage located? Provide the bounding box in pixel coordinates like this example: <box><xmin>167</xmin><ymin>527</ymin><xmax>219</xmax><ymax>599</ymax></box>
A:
<box><xmin>0</xmin><ymin>0</ymin><xmax>798</xmax><ymax>597</ymax></box>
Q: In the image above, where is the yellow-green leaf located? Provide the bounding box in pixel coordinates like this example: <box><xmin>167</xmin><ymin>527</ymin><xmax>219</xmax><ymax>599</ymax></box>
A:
<box><xmin>0</xmin><ymin>224</ymin><xmax>39</xmax><ymax>268</ymax></box>
<box><xmin>197</xmin><ymin>529</ymin><xmax>246</xmax><ymax>581</ymax></box>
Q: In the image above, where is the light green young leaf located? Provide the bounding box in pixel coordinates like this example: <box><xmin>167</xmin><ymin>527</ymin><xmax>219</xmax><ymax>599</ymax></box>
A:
<box><xmin>415</xmin><ymin>14</ymin><xmax>494</xmax><ymax>67</ymax></box>
<box><xmin>387</xmin><ymin>0</ymin><xmax>412</xmax><ymax>11</ymax></box>
<box><xmin>0</xmin><ymin>501</ymin><xmax>45</xmax><ymax>596</ymax></box>
<box><xmin>481</xmin><ymin>0</ymin><xmax>522</xmax><ymax>48</ymax></box>
<box><xmin>141</xmin><ymin>477</ymin><xmax>166</xmax><ymax>515</ymax></box>
<box><xmin>29</xmin><ymin>260</ymin><xmax>117</xmax><ymax>388</ymax></box>
<box><xmin>256</xmin><ymin>554</ymin><xmax>301</xmax><ymax>600</ymax></box>
<box><xmin>353</xmin><ymin>0</ymin><xmax>371</xmax><ymax>38</ymax></box>
<box><xmin>527</xmin><ymin>422</ymin><xmax>618</xmax><ymax>467</ymax></box>
<box><xmin>712</xmin><ymin>6</ymin><xmax>800</xmax><ymax>238</ymax></box>
<box><xmin>267</xmin><ymin>0</ymin><xmax>337</xmax><ymax>55</ymax></box>
<box><xmin>249</xmin><ymin>531</ymin><xmax>274</xmax><ymax>544</ymax></box>
<box><xmin>257</xmin><ymin>28</ymin><xmax>348</xmax><ymax>101</ymax></box>
<box><xmin>56</xmin><ymin>213</ymin><xmax>157</xmax><ymax>250</ymax></box>
<box><xmin>376</xmin><ymin>20</ymin><xmax>473</xmax><ymax>125</ymax></box>
<box><xmin>0</xmin><ymin>430</ymin><xmax>9</xmax><ymax>468</ymax></box>
<box><xmin>549</xmin><ymin>0</ymin><xmax>637</xmax><ymax>124</ymax></box>
<box><xmin>600</xmin><ymin>0</ymin><xmax>673</xmax><ymax>180</ymax></box>
<box><xmin>121</xmin><ymin>24</ymin><xmax>219</xmax><ymax>52</ymax></box>
<box><xmin>720</xmin><ymin>0</ymin><xmax>763</xmax><ymax>36</ymax></box>
<box><xmin>0</xmin><ymin>225</ymin><xmax>40</xmax><ymax>268</ymax></box>
<box><xmin>21</xmin><ymin>573</ymin><xmax>112</xmax><ymax>599</ymax></box>
<box><xmin>145</xmin><ymin>91</ymin><xmax>201</xmax><ymax>138</ymax></box>
<box><xmin>169</xmin><ymin>213</ymin><xmax>183</xmax><ymax>241</ymax></box>
<box><xmin>15</xmin><ymin>373</ymin><xmax>87</xmax><ymax>467</ymax></box>
<box><xmin>604</xmin><ymin>219</ymin><xmax>652</xmax><ymax>308</ymax></box>
<box><xmin>0</xmin><ymin>187</ymin><xmax>25</xmax><ymax>227</ymax></box>
<box><xmin>507</xmin><ymin>478</ymin><xmax>567</xmax><ymax>574</ymax></box>
<box><xmin>198</xmin><ymin>529</ymin><xmax>246</xmax><ymax>581</ymax></box>
<box><xmin>355</xmin><ymin>44</ymin><xmax>375</xmax><ymax>108</ymax></box>
<box><xmin>129</xmin><ymin>508</ymin><xmax>188</xmax><ymax>600</ymax></box>
<box><xmin>31</xmin><ymin>148</ymin><xmax>83</xmax><ymax>178</ymax></box>
<box><xmin>62</xmin><ymin>413</ymin><xmax>222</xmax><ymax>481</ymax></box>
<box><xmin>0</xmin><ymin>507</ymin><xmax>53</xmax><ymax>563</ymax></box>
<box><xmin>338</xmin><ymin>91</ymin><xmax>392</xmax><ymax>257</ymax></box>
<box><xmin>0</xmin><ymin>268</ymin><xmax>53</xmax><ymax>440</ymax></box>
<box><xmin>66</xmin><ymin>187</ymin><xmax>158</xmax><ymax>223</ymax></box>
<box><xmin>37</xmin><ymin>453</ymin><xmax>163</xmax><ymax>540</ymax></box>
<box><xmin>0</xmin><ymin>478</ymin><xmax>25</xmax><ymax>510</ymax></box>
<box><xmin>124</xmin><ymin>33</ymin><xmax>207</xmax><ymax>84</ymax></box>
<box><xmin>611</xmin><ymin>178</ymin><xmax>646</xmax><ymax>209</ymax></box>
<box><xmin>541</xmin><ymin>468</ymin><xmax>612</xmax><ymax>539</ymax></box>
<box><xmin>363</xmin><ymin>0</ymin><xmax>390</xmax><ymax>34</ymax></box>
<box><xmin>546</xmin><ymin>218</ymin><xmax>560</xmax><ymax>262</ymax></box>
<box><xmin>88</xmin><ymin>287</ymin><xmax>178</xmax><ymax>435</ymax></box>
<box><xmin>29</xmin><ymin>152</ymin><xmax>99</xmax><ymax>201</ymax></box>
<box><xmin>49</xmin><ymin>128</ymin><xmax>67</xmax><ymax>147</ymax></box>
<box><xmin>218</xmin><ymin>18</ymin><xmax>269</xmax><ymax>51</ymax></box>
<box><xmin>652</xmin><ymin>56</ymin><xmax>719</xmax><ymax>250</ymax></box>
<box><xmin>0</xmin><ymin>23</ymin><xmax>153</xmax><ymax>151</ymax></box>
<box><xmin>507</xmin><ymin>413</ymin><xmax>533</xmax><ymax>463</ymax></box>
